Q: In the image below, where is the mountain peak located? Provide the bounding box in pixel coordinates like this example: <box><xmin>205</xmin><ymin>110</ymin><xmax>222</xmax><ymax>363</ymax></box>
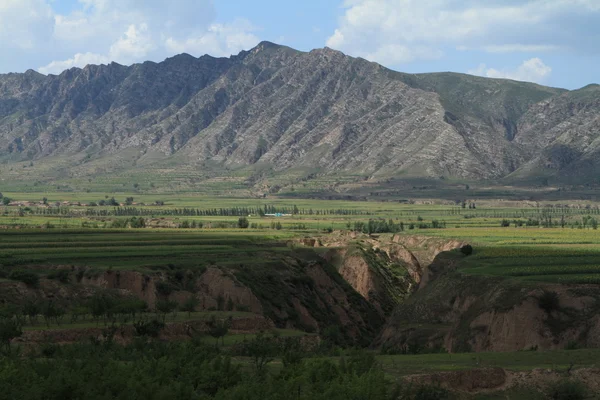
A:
<box><xmin>166</xmin><ymin>53</ymin><xmax>196</xmax><ymax>61</ymax></box>
<box><xmin>24</xmin><ymin>69</ymin><xmax>44</xmax><ymax>78</ymax></box>
<box><xmin>247</xmin><ymin>41</ymin><xmax>299</xmax><ymax>56</ymax></box>
<box><xmin>254</xmin><ymin>41</ymin><xmax>282</xmax><ymax>51</ymax></box>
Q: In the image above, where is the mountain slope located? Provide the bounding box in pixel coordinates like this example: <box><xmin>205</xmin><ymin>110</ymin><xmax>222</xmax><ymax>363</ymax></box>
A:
<box><xmin>509</xmin><ymin>84</ymin><xmax>600</xmax><ymax>184</ymax></box>
<box><xmin>0</xmin><ymin>41</ymin><xmax>597</xmax><ymax>190</ymax></box>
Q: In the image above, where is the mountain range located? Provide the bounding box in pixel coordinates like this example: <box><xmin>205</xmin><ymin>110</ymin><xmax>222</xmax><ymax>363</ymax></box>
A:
<box><xmin>1</xmin><ymin>41</ymin><xmax>599</xmax><ymax>192</ymax></box>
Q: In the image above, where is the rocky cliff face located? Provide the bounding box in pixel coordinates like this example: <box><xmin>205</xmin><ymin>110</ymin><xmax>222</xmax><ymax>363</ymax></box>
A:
<box><xmin>375</xmin><ymin>250</ymin><xmax>600</xmax><ymax>353</ymax></box>
<box><xmin>1</xmin><ymin>42</ymin><xmax>597</xmax><ymax>187</ymax></box>
<box><xmin>510</xmin><ymin>84</ymin><xmax>600</xmax><ymax>183</ymax></box>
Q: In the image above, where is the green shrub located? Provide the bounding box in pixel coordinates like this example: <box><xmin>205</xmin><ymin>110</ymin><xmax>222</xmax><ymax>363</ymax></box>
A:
<box><xmin>0</xmin><ymin>318</ymin><xmax>22</xmax><ymax>352</ymax></box>
<box><xmin>414</xmin><ymin>384</ymin><xmax>452</xmax><ymax>400</ymax></box>
<box><xmin>180</xmin><ymin>296</ymin><xmax>199</xmax><ymax>316</ymax></box>
<box><xmin>539</xmin><ymin>290</ymin><xmax>560</xmax><ymax>313</ymax></box>
<box><xmin>155</xmin><ymin>281</ymin><xmax>177</xmax><ymax>296</ymax></box>
<box><xmin>48</xmin><ymin>269</ymin><xmax>71</xmax><ymax>283</ymax></box>
<box><xmin>9</xmin><ymin>270</ymin><xmax>40</xmax><ymax>287</ymax></box>
<box><xmin>133</xmin><ymin>319</ymin><xmax>165</xmax><ymax>338</ymax></box>
<box><xmin>549</xmin><ymin>379</ymin><xmax>588</xmax><ymax>400</ymax></box>
<box><xmin>565</xmin><ymin>340</ymin><xmax>581</xmax><ymax>350</ymax></box>
<box><xmin>155</xmin><ymin>300</ymin><xmax>178</xmax><ymax>322</ymax></box>
<box><xmin>460</xmin><ymin>244</ymin><xmax>473</xmax><ymax>256</ymax></box>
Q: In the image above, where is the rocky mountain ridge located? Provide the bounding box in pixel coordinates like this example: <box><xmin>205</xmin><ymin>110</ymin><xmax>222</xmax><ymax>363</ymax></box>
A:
<box><xmin>0</xmin><ymin>41</ymin><xmax>598</xmax><ymax>187</ymax></box>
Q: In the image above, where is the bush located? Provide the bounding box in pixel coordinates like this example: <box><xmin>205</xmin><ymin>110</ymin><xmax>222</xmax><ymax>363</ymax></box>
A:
<box><xmin>0</xmin><ymin>318</ymin><xmax>22</xmax><ymax>352</ymax></box>
<box><xmin>155</xmin><ymin>299</ymin><xmax>178</xmax><ymax>318</ymax></box>
<box><xmin>130</xmin><ymin>217</ymin><xmax>145</xmax><ymax>228</ymax></box>
<box><xmin>9</xmin><ymin>270</ymin><xmax>40</xmax><ymax>287</ymax></box>
<box><xmin>539</xmin><ymin>290</ymin><xmax>560</xmax><ymax>313</ymax></box>
<box><xmin>155</xmin><ymin>281</ymin><xmax>177</xmax><ymax>296</ymax></box>
<box><xmin>48</xmin><ymin>269</ymin><xmax>71</xmax><ymax>283</ymax></box>
<box><xmin>237</xmin><ymin>217</ymin><xmax>249</xmax><ymax>229</ymax></box>
<box><xmin>565</xmin><ymin>340</ymin><xmax>580</xmax><ymax>350</ymax></box>
<box><xmin>180</xmin><ymin>296</ymin><xmax>199</xmax><ymax>316</ymax></box>
<box><xmin>460</xmin><ymin>244</ymin><xmax>473</xmax><ymax>256</ymax></box>
<box><xmin>414</xmin><ymin>384</ymin><xmax>453</xmax><ymax>400</ymax></box>
<box><xmin>549</xmin><ymin>379</ymin><xmax>588</xmax><ymax>400</ymax></box>
<box><xmin>133</xmin><ymin>319</ymin><xmax>165</xmax><ymax>338</ymax></box>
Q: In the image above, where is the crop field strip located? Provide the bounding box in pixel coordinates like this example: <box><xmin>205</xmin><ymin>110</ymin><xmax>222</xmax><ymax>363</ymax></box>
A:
<box><xmin>415</xmin><ymin>227</ymin><xmax>600</xmax><ymax>283</ymax></box>
<box><xmin>377</xmin><ymin>348</ymin><xmax>600</xmax><ymax>376</ymax></box>
<box><xmin>0</xmin><ymin>230</ymin><xmax>302</xmax><ymax>271</ymax></box>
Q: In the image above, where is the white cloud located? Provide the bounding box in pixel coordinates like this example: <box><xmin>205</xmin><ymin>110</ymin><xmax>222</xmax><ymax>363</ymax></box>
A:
<box><xmin>468</xmin><ymin>58</ymin><xmax>552</xmax><ymax>84</ymax></box>
<box><xmin>109</xmin><ymin>24</ymin><xmax>155</xmax><ymax>64</ymax></box>
<box><xmin>327</xmin><ymin>0</ymin><xmax>600</xmax><ymax>66</ymax></box>
<box><xmin>38</xmin><ymin>52</ymin><xmax>110</xmax><ymax>75</ymax></box>
<box><xmin>0</xmin><ymin>0</ymin><xmax>261</xmax><ymax>74</ymax></box>
<box><xmin>165</xmin><ymin>19</ymin><xmax>260</xmax><ymax>58</ymax></box>
<box><xmin>363</xmin><ymin>44</ymin><xmax>443</xmax><ymax>65</ymax></box>
<box><xmin>39</xmin><ymin>22</ymin><xmax>157</xmax><ymax>74</ymax></box>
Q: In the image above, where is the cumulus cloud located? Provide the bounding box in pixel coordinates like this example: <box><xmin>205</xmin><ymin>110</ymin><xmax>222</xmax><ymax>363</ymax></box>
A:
<box><xmin>38</xmin><ymin>52</ymin><xmax>110</xmax><ymax>75</ymax></box>
<box><xmin>165</xmin><ymin>19</ymin><xmax>260</xmax><ymax>58</ymax></box>
<box><xmin>362</xmin><ymin>44</ymin><xmax>443</xmax><ymax>65</ymax></box>
<box><xmin>108</xmin><ymin>24</ymin><xmax>155</xmax><ymax>65</ymax></box>
<box><xmin>327</xmin><ymin>0</ymin><xmax>600</xmax><ymax>67</ymax></box>
<box><xmin>0</xmin><ymin>0</ymin><xmax>261</xmax><ymax>74</ymax></box>
<box><xmin>468</xmin><ymin>58</ymin><xmax>552</xmax><ymax>84</ymax></box>
<box><xmin>39</xmin><ymin>22</ymin><xmax>159</xmax><ymax>74</ymax></box>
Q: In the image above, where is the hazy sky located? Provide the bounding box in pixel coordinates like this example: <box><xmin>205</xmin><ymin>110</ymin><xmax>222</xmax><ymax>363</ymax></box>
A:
<box><xmin>1</xmin><ymin>0</ymin><xmax>598</xmax><ymax>89</ymax></box>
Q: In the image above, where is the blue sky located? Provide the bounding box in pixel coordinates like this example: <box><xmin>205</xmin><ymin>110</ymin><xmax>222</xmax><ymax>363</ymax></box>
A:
<box><xmin>1</xmin><ymin>0</ymin><xmax>598</xmax><ymax>89</ymax></box>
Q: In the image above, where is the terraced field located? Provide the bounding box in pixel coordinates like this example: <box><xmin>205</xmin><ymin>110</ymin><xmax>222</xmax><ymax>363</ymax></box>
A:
<box><xmin>415</xmin><ymin>227</ymin><xmax>600</xmax><ymax>283</ymax></box>
<box><xmin>0</xmin><ymin>230</ymin><xmax>299</xmax><ymax>272</ymax></box>
<box><xmin>3</xmin><ymin>193</ymin><xmax>600</xmax><ymax>285</ymax></box>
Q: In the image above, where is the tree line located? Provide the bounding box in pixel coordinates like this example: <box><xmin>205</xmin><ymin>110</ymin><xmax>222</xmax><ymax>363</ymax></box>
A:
<box><xmin>500</xmin><ymin>215</ymin><xmax>599</xmax><ymax>229</ymax></box>
<box><xmin>29</xmin><ymin>205</ymin><xmax>371</xmax><ymax>217</ymax></box>
<box><xmin>349</xmin><ymin>218</ymin><xmax>447</xmax><ymax>234</ymax></box>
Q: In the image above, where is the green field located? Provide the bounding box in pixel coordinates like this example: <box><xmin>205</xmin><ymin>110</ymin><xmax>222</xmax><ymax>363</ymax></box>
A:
<box><xmin>3</xmin><ymin>191</ymin><xmax>600</xmax><ymax>283</ymax></box>
<box><xmin>413</xmin><ymin>227</ymin><xmax>600</xmax><ymax>283</ymax></box>
<box><xmin>0</xmin><ymin>230</ymin><xmax>300</xmax><ymax>272</ymax></box>
<box><xmin>21</xmin><ymin>311</ymin><xmax>256</xmax><ymax>331</ymax></box>
<box><xmin>377</xmin><ymin>348</ymin><xmax>600</xmax><ymax>376</ymax></box>
<box><xmin>4</xmin><ymin>228</ymin><xmax>600</xmax><ymax>284</ymax></box>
